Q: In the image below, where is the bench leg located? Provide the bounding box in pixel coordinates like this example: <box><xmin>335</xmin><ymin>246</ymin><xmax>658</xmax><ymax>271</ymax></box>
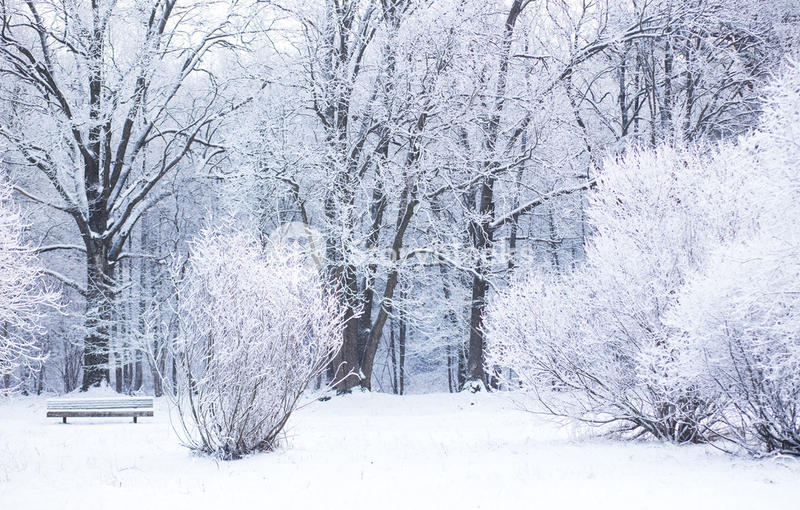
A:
<box><xmin>133</xmin><ymin>416</ymin><xmax>137</xmax><ymax>424</ymax></box>
<box><xmin>62</xmin><ymin>417</ymin><xmax>66</xmax><ymax>424</ymax></box>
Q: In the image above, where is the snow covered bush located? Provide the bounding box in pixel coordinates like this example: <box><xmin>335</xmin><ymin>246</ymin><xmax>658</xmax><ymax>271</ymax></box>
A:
<box><xmin>169</xmin><ymin>229</ymin><xmax>344</xmax><ymax>459</ymax></box>
<box><xmin>664</xmin><ymin>63</ymin><xmax>800</xmax><ymax>455</ymax></box>
<box><xmin>668</xmin><ymin>234</ymin><xmax>800</xmax><ymax>454</ymax></box>
<box><xmin>0</xmin><ymin>180</ymin><xmax>59</xmax><ymax>394</ymax></box>
<box><xmin>486</xmin><ymin>147</ymin><xmax>731</xmax><ymax>441</ymax></box>
<box><xmin>486</xmin><ymin>135</ymin><xmax>765</xmax><ymax>442</ymax></box>
<box><xmin>487</xmin><ymin>266</ymin><xmax>718</xmax><ymax>441</ymax></box>
<box><xmin>486</xmin><ymin>61</ymin><xmax>800</xmax><ymax>452</ymax></box>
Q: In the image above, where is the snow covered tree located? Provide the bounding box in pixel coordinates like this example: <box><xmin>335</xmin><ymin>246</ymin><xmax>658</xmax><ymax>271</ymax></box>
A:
<box><xmin>1</xmin><ymin>0</ymin><xmax>796</xmax><ymax>395</ymax></box>
<box><xmin>0</xmin><ymin>0</ymin><xmax>260</xmax><ymax>390</ymax></box>
<box><xmin>0</xmin><ymin>178</ymin><xmax>59</xmax><ymax>394</ymax></box>
<box><xmin>168</xmin><ymin>228</ymin><xmax>344</xmax><ymax>459</ymax></box>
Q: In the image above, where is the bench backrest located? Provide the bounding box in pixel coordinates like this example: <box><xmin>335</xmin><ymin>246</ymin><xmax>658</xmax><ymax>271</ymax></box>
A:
<box><xmin>46</xmin><ymin>397</ymin><xmax>154</xmax><ymax>411</ymax></box>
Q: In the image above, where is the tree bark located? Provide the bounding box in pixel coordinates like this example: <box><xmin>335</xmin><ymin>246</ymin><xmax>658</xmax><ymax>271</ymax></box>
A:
<box><xmin>82</xmin><ymin>248</ymin><xmax>114</xmax><ymax>389</ymax></box>
<box><xmin>389</xmin><ymin>318</ymin><xmax>398</xmax><ymax>394</ymax></box>
<box><xmin>398</xmin><ymin>307</ymin><xmax>405</xmax><ymax>396</ymax></box>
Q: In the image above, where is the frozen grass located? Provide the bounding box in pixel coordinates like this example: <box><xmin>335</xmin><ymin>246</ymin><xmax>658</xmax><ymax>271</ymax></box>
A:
<box><xmin>1</xmin><ymin>391</ymin><xmax>799</xmax><ymax>509</ymax></box>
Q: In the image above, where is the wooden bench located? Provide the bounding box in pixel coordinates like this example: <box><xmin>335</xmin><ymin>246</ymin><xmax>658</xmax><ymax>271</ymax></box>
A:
<box><xmin>46</xmin><ymin>397</ymin><xmax>154</xmax><ymax>423</ymax></box>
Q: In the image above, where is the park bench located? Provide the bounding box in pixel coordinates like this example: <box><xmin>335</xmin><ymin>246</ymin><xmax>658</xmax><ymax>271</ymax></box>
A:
<box><xmin>46</xmin><ymin>397</ymin><xmax>154</xmax><ymax>423</ymax></box>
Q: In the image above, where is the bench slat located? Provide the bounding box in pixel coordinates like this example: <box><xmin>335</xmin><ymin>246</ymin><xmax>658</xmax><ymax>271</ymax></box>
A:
<box><xmin>47</xmin><ymin>403</ymin><xmax>153</xmax><ymax>409</ymax></box>
<box><xmin>46</xmin><ymin>398</ymin><xmax>152</xmax><ymax>403</ymax></box>
<box><xmin>47</xmin><ymin>410</ymin><xmax>154</xmax><ymax>418</ymax></box>
<box><xmin>47</xmin><ymin>398</ymin><xmax>152</xmax><ymax>408</ymax></box>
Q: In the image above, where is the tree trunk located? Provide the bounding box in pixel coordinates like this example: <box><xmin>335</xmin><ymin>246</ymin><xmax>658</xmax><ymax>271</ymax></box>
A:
<box><xmin>389</xmin><ymin>318</ymin><xmax>398</xmax><ymax>394</ymax></box>
<box><xmin>548</xmin><ymin>205</ymin><xmax>561</xmax><ymax>270</ymax></box>
<box><xmin>152</xmin><ymin>355</ymin><xmax>164</xmax><ymax>397</ymax></box>
<box><xmin>618</xmin><ymin>47</ymin><xmax>629</xmax><ymax>138</ymax></box>
<box><xmin>358</xmin><ymin>183</ymin><xmax>386</xmax><ymax>364</ymax></box>
<box><xmin>467</xmin><ymin>266</ymin><xmax>489</xmax><ymax>384</ymax></box>
<box><xmin>36</xmin><ymin>363</ymin><xmax>45</xmax><ymax>395</ymax></box>
<box><xmin>662</xmin><ymin>1</ymin><xmax>674</xmax><ymax>135</ymax></box>
<box><xmin>171</xmin><ymin>355</ymin><xmax>177</xmax><ymax>396</ymax></box>
<box><xmin>447</xmin><ymin>344</ymin><xmax>453</xmax><ymax>393</ymax></box>
<box><xmin>398</xmin><ymin>313</ymin><xmax>405</xmax><ymax>396</ymax></box>
<box><xmin>337</xmin><ymin>299</ymin><xmax>361</xmax><ymax>392</ymax></box>
<box><xmin>115</xmin><ymin>362</ymin><xmax>123</xmax><ymax>393</ymax></box>
<box><xmin>458</xmin><ymin>342</ymin><xmax>466</xmax><ymax>389</ymax></box>
<box><xmin>82</xmin><ymin>248</ymin><xmax>114</xmax><ymax>390</ymax></box>
<box><xmin>134</xmin><ymin>354</ymin><xmax>143</xmax><ymax>392</ymax></box>
<box><xmin>81</xmin><ymin>5</ymin><xmax>112</xmax><ymax>391</ymax></box>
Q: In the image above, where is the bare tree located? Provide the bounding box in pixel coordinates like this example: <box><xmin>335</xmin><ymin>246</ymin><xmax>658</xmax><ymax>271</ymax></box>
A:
<box><xmin>0</xmin><ymin>0</ymin><xmax>256</xmax><ymax>388</ymax></box>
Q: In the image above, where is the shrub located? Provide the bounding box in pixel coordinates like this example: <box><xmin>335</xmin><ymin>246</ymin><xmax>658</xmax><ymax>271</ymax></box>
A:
<box><xmin>485</xmin><ymin>62</ymin><xmax>800</xmax><ymax>453</ymax></box>
<box><xmin>664</xmin><ymin>63</ymin><xmax>800</xmax><ymax>455</ymax></box>
<box><xmin>168</xmin><ymin>229</ymin><xmax>343</xmax><ymax>459</ymax></box>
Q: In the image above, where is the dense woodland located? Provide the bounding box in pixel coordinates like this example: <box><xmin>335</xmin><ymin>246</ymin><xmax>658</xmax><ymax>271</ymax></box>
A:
<box><xmin>0</xmin><ymin>0</ymin><xmax>799</xmax><ymax>428</ymax></box>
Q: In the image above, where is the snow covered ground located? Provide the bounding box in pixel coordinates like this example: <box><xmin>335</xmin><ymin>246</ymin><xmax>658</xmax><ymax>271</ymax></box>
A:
<box><xmin>1</xmin><ymin>391</ymin><xmax>798</xmax><ymax>510</ymax></box>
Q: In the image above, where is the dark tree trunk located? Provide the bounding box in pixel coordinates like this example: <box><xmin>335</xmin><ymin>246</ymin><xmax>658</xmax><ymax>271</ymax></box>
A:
<box><xmin>398</xmin><ymin>311</ymin><xmax>405</xmax><ymax>396</ymax></box>
<box><xmin>134</xmin><ymin>354</ymin><xmax>143</xmax><ymax>392</ymax></box>
<box><xmin>548</xmin><ymin>206</ymin><xmax>561</xmax><ymax>270</ymax></box>
<box><xmin>36</xmin><ymin>364</ymin><xmax>44</xmax><ymax>395</ymax></box>
<box><xmin>149</xmin><ymin>215</ymin><xmax>165</xmax><ymax>397</ymax></box>
<box><xmin>467</xmin><ymin>264</ymin><xmax>489</xmax><ymax>384</ymax></box>
<box><xmin>336</xmin><ymin>297</ymin><xmax>361</xmax><ymax>392</ymax></box>
<box><xmin>171</xmin><ymin>355</ymin><xmax>178</xmax><ymax>395</ymax></box>
<box><xmin>115</xmin><ymin>363</ymin><xmax>123</xmax><ymax>393</ymax></box>
<box><xmin>683</xmin><ymin>37</ymin><xmax>698</xmax><ymax>140</ymax></box>
<box><xmin>389</xmin><ymin>318</ymin><xmax>398</xmax><ymax>394</ymax></box>
<box><xmin>358</xmin><ymin>183</ymin><xmax>387</xmax><ymax>363</ymax></box>
<box><xmin>152</xmin><ymin>356</ymin><xmax>164</xmax><ymax>397</ymax></box>
<box><xmin>82</xmin><ymin>249</ymin><xmax>114</xmax><ymax>390</ymax></box>
<box><xmin>662</xmin><ymin>2</ymin><xmax>674</xmax><ymax>134</ymax></box>
<box><xmin>467</xmin><ymin>170</ymin><xmax>497</xmax><ymax>386</ymax></box>
<box><xmin>81</xmin><ymin>6</ymin><xmax>113</xmax><ymax>391</ymax></box>
<box><xmin>458</xmin><ymin>342</ymin><xmax>466</xmax><ymax>389</ymax></box>
<box><xmin>447</xmin><ymin>344</ymin><xmax>453</xmax><ymax>393</ymax></box>
<box><xmin>438</xmin><ymin>264</ymin><xmax>462</xmax><ymax>393</ymax></box>
<box><xmin>359</xmin><ymin>192</ymin><xmax>419</xmax><ymax>389</ymax></box>
<box><xmin>618</xmin><ymin>48</ymin><xmax>629</xmax><ymax>138</ymax></box>
<box><xmin>124</xmin><ymin>360</ymin><xmax>133</xmax><ymax>392</ymax></box>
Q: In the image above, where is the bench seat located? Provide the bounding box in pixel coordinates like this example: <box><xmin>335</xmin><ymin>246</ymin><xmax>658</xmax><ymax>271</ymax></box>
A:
<box><xmin>47</xmin><ymin>397</ymin><xmax>154</xmax><ymax>423</ymax></box>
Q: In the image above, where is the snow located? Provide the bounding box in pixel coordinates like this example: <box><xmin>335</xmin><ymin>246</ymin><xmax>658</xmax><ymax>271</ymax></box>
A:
<box><xmin>1</xmin><ymin>391</ymin><xmax>799</xmax><ymax>509</ymax></box>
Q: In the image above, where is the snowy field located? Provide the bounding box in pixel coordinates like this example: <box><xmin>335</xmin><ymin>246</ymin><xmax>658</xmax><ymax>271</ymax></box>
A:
<box><xmin>1</xmin><ymin>391</ymin><xmax>799</xmax><ymax>510</ymax></box>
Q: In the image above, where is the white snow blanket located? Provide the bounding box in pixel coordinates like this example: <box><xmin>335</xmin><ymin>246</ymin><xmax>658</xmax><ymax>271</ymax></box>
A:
<box><xmin>1</xmin><ymin>391</ymin><xmax>798</xmax><ymax>509</ymax></box>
